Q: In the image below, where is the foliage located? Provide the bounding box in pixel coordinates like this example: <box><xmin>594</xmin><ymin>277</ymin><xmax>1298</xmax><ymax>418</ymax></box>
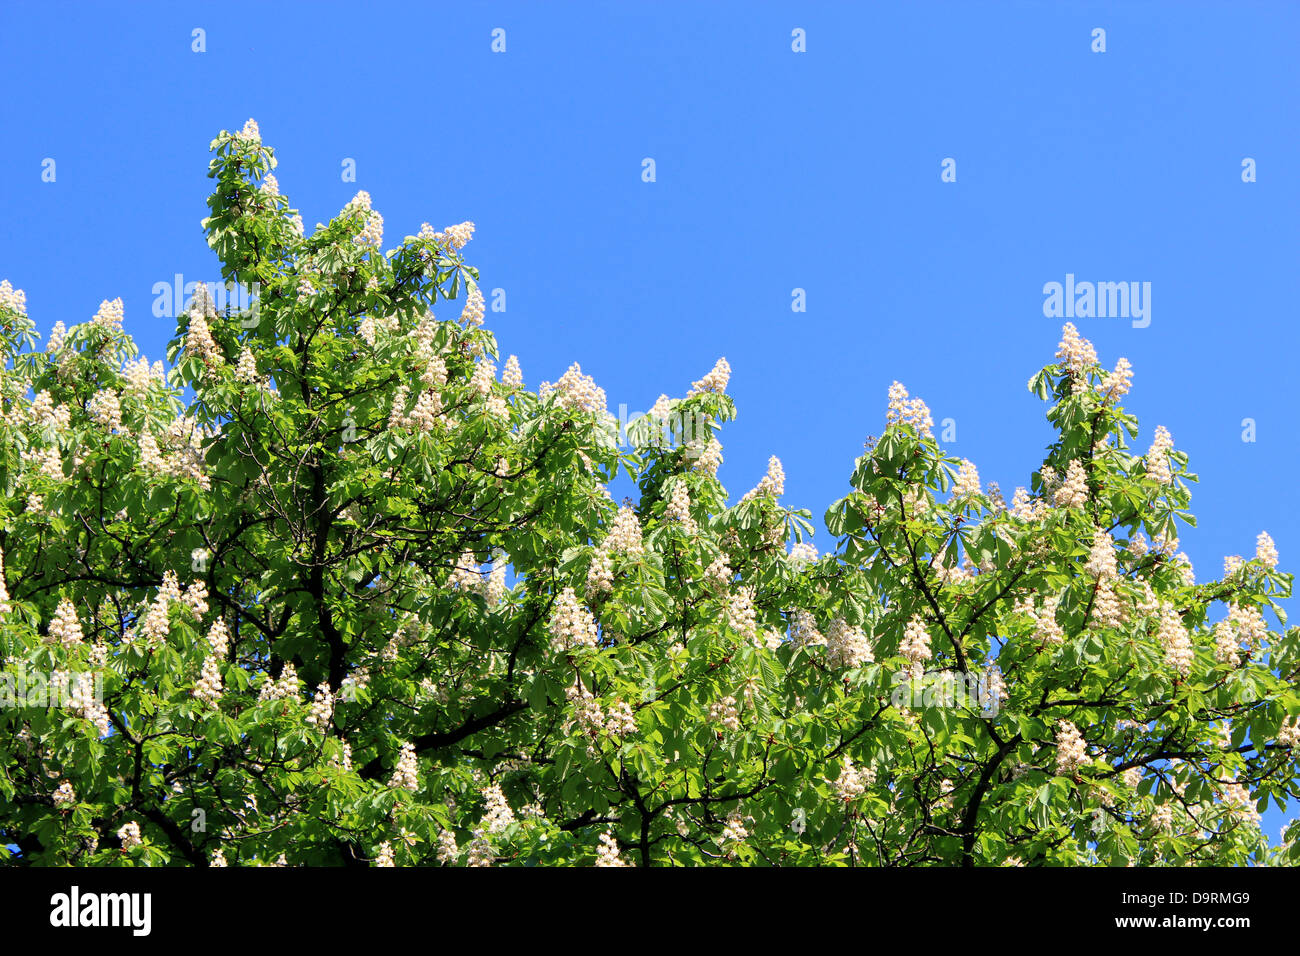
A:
<box><xmin>1</xmin><ymin>125</ymin><xmax>1298</xmax><ymax>867</ymax></box>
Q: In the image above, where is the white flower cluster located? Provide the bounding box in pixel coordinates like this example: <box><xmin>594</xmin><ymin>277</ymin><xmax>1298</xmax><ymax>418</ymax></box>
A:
<box><xmin>66</xmin><ymin>673</ymin><xmax>109</xmax><ymax>736</ymax></box>
<box><xmin>708</xmin><ymin>696</ymin><xmax>741</xmax><ymax>733</ymax></box>
<box><xmin>0</xmin><ymin>550</ymin><xmax>10</xmax><ymax>616</ymax></box>
<box><xmin>664</xmin><ymin>480</ymin><xmax>698</xmax><ymax>536</ymax></box>
<box><xmin>720</xmin><ymin>810</ymin><xmax>748</xmax><ymax>847</ymax></box>
<box><xmin>725</xmin><ymin>586</ymin><xmax>758</xmax><ymax>644</ymax></box>
<box><xmin>605</xmin><ymin>505</ymin><xmax>644</xmax><ymax>556</ymax></box>
<box><xmin>374</xmin><ymin>842</ymin><xmax>395</xmax><ymax>867</ymax></box>
<box><xmin>480</xmin><ymin>783</ymin><xmax>516</xmax><ymax>834</ymax></box>
<box><xmin>0</xmin><ymin>279</ymin><xmax>27</xmax><ymax>314</ymax></box>
<box><xmin>419</xmin><ymin>351</ymin><xmax>448</xmax><ymax>391</ymax></box>
<box><xmin>182</xmin><ymin>580</ymin><xmax>206</xmax><ymax>616</ymax></box>
<box><xmin>1009</xmin><ymin>486</ymin><xmax>1049</xmax><ymax>522</ymax></box>
<box><xmin>92</xmin><ymin>297</ymin><xmax>125</xmax><ymax>333</ymax></box>
<box><xmin>117</xmin><ymin>821</ymin><xmax>143</xmax><ymax>850</ymax></box>
<box><xmin>1098</xmin><ymin>356</ymin><xmax>1133</xmax><ymax>400</ymax></box>
<box><xmin>825</xmin><ymin>617</ymin><xmax>873</xmax><ymax>668</ymax></box>
<box><xmin>1127</xmin><ymin>532</ymin><xmax>1151</xmax><ymax>561</ymax></box>
<box><xmin>687</xmin><ymin>357</ymin><xmax>731</xmax><ymax>397</ymax></box>
<box><xmin>915</xmin><ymin>480</ymin><xmax>944</xmax><ymax>519</ymax></box>
<box><xmin>570</xmin><ymin>682</ymin><xmax>637</xmax><ymax>743</ymax></box>
<box><xmin>1145</xmin><ymin>426</ymin><xmax>1175</xmax><ymax>484</ymax></box>
<box><xmin>594</xmin><ymin>830</ymin><xmax>631</xmax><ymax>867</ymax></box>
<box><xmin>1055</xmin><ymin>322</ymin><xmax>1097</xmax><ymax>373</ymax></box>
<box><xmin>328</xmin><ymin>741</ymin><xmax>353</xmax><ymax>773</ymax></box>
<box><xmin>237</xmin><ymin>118</ymin><xmax>260</xmax><ymax>141</ymax></box>
<box><xmin>389</xmin><ymin>742</ymin><xmax>420</xmax><ymax>791</ymax></box>
<box><xmin>647</xmin><ymin>394</ymin><xmax>672</xmax><ymax>426</ymax></box>
<box><xmin>181</xmin><ymin>577</ymin><xmax>207</xmax><ymax>617</ymax></box>
<box><xmin>985</xmin><ymin>482</ymin><xmax>1006</xmax><ymax>513</ymax></box>
<box><xmin>87</xmin><ymin>389</ymin><xmax>123</xmax><ymax>432</ymax></box>
<box><xmin>484</xmin><ymin>564</ymin><xmax>507</xmax><ymax>605</ymax></box>
<box><xmin>184</xmin><ymin>310</ymin><xmax>221</xmax><ymax>364</ymax></box>
<box><xmin>30</xmin><ymin>390</ymin><xmax>71</xmax><ymax>432</ymax></box>
<box><xmin>1091</xmin><ymin>576</ymin><xmax>1125</xmax><ymax>631</ymax></box>
<box><xmin>788</xmin><ymin>541</ymin><xmax>818</xmax><ymax>567</ymax></box>
<box><xmin>1256</xmin><ymin>532</ymin><xmax>1279</xmax><ymax>569</ymax></box>
<box><xmin>501</xmin><ymin>354</ymin><xmax>523</xmax><ymax>389</ymax></box>
<box><xmin>951</xmin><ymin>459</ymin><xmax>981</xmax><ymax>499</ymax></box>
<box><xmin>337</xmin><ymin>669</ymin><xmax>370</xmax><ymax>707</ymax></box>
<box><xmin>53</xmin><ymin>780</ymin><xmax>75</xmax><ymax>807</ymax></box>
<box><xmin>356</xmin><ymin>315</ymin><xmax>377</xmax><ymax>347</ymax></box>
<box><xmin>410</xmin><ymin>310</ymin><xmax>438</xmax><ymax>352</ymax></box>
<box><xmin>409</xmin><ymin>386</ymin><xmax>443</xmax><ymax>432</ymax></box>
<box><xmin>539</xmin><ymin>362</ymin><xmax>608</xmax><ymax>416</ymax></box>
<box><xmin>1053</xmin><ymin>459</ymin><xmax>1088</xmax><ymax>509</ymax></box>
<box><xmin>885</xmin><ymin>381</ymin><xmax>933</xmax><ymax>437</ymax></box>
<box><xmin>550</xmin><ymin>586</ymin><xmax>599</xmax><ymax>649</ymax></box>
<box><xmin>138</xmin><ymin>415</ymin><xmax>212</xmax><ymax>490</ymax></box>
<box><xmin>23</xmin><ymin>445</ymin><xmax>63</xmax><ymax>481</ymax></box>
<box><xmin>140</xmin><ymin>571</ymin><xmax>183</xmax><ymax>648</ymax></box>
<box><xmin>789</xmin><ymin>608</ymin><xmax>824</xmax><ymax>648</ymax></box>
<box><xmin>935</xmin><ymin>778</ymin><xmax>956</xmax><ymax>812</ymax></box>
<box><xmin>420</xmin><ymin>220</ymin><xmax>475</xmax><ymax>251</ymax></box>
<box><xmin>193</xmin><ymin>656</ymin><xmax>224</xmax><ymax>705</ymax></box>
<box><xmin>1085</xmin><ymin>528</ymin><xmax>1118</xmax><ymax>579</ymax></box>
<box><xmin>1054</xmin><ymin>720</ymin><xmax>1088</xmax><ymax>776</ymax></box>
<box><xmin>436</xmin><ymin>829</ymin><xmax>459</xmax><ymax>864</ymax></box>
<box><xmin>1277</xmin><ymin>716</ymin><xmax>1300</xmax><ymax>749</ymax></box>
<box><xmin>899</xmin><ymin>614</ymin><xmax>932</xmax><ymax>675</ymax></box>
<box><xmin>605</xmin><ymin>700</ymin><xmax>637</xmax><ymax>737</ymax></box>
<box><xmin>306</xmin><ymin>682</ymin><xmax>334</xmax><ymax>728</ymax></box>
<box><xmin>1230</xmin><ymin>603</ymin><xmax>1268</xmax><ymax>650</ymax></box>
<box><xmin>831</xmin><ymin>756</ymin><xmax>875</xmax><ymax>802</ymax></box>
<box><xmin>585</xmin><ymin>548</ymin><xmax>613</xmax><ymax>598</ymax></box>
<box><xmin>123</xmin><ymin>356</ymin><xmax>166</xmax><ymax>395</ymax></box>
<box><xmin>470</xmin><ymin>358</ymin><xmax>495</xmax><ymax>398</ymax></box>
<box><xmin>47</xmin><ymin>598</ymin><xmax>84</xmax><ymax>647</ymax></box>
<box><xmin>235</xmin><ymin>348</ymin><xmax>260</xmax><ymax>384</ymax></box>
<box><xmin>258</xmin><ymin>662</ymin><xmax>299</xmax><ymax>703</ymax></box>
<box><xmin>1157</xmin><ymin>603</ymin><xmax>1194</xmax><ymax>678</ymax></box>
<box><xmin>740</xmin><ymin>455</ymin><xmax>785</xmax><ymax>502</ymax></box>
<box><xmin>343</xmin><ymin>191</ymin><xmax>384</xmax><ymax>248</ymax></box>
<box><xmin>188</xmin><ymin>282</ymin><xmax>217</xmax><ymax>317</ymax></box>
<box><xmin>981</xmin><ymin>665</ymin><xmax>1008</xmax><ymax>709</ymax></box>
<box><xmin>466</xmin><ymin>834</ymin><xmax>494</xmax><ymax>867</ymax></box>
<box><xmin>703</xmin><ymin>554</ymin><xmax>732</xmax><ymax>591</ymax></box>
<box><xmin>567</xmin><ymin>684</ymin><xmax>606</xmax><ymax>739</ymax></box>
<box><xmin>691</xmin><ymin>437</ymin><xmax>724</xmax><ymax>477</ymax></box>
<box><xmin>1213</xmin><ymin>603</ymin><xmax>1267</xmax><ymax>666</ymax></box>
<box><xmin>1212</xmin><ymin>619</ymin><xmax>1241</xmax><ymax>666</ymax></box>
<box><xmin>206</xmin><ymin>617</ymin><xmax>230</xmax><ymax>657</ymax></box>
<box><xmin>460</xmin><ymin>286</ymin><xmax>485</xmax><ymax>329</ymax></box>
<box><xmin>935</xmin><ymin>561</ymin><xmax>970</xmax><ymax>586</ymax></box>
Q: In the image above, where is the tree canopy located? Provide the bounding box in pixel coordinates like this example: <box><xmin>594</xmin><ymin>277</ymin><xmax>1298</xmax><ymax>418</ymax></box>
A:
<box><xmin>2</xmin><ymin>121</ymin><xmax>1297</xmax><ymax>867</ymax></box>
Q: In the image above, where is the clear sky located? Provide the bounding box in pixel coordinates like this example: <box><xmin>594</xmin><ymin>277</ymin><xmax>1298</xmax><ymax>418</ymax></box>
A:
<box><xmin>2</xmin><ymin>0</ymin><xmax>1297</xmax><ymax>846</ymax></box>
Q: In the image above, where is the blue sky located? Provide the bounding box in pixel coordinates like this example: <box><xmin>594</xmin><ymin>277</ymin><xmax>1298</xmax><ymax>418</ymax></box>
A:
<box><xmin>2</xmin><ymin>1</ymin><xmax>1297</xmax><ymax>848</ymax></box>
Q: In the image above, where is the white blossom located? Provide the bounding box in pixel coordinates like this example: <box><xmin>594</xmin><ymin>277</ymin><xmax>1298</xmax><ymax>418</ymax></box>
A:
<box><xmin>1055</xmin><ymin>720</ymin><xmax>1088</xmax><ymax>776</ymax></box>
